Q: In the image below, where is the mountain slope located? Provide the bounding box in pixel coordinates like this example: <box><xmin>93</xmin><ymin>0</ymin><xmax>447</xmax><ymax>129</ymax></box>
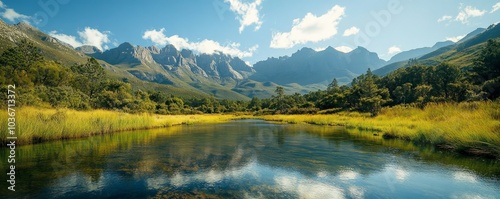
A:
<box><xmin>386</xmin><ymin>40</ymin><xmax>454</xmax><ymax>65</ymax></box>
<box><xmin>0</xmin><ymin>19</ymin><xmax>211</xmax><ymax>99</ymax></box>
<box><xmin>0</xmin><ymin>20</ymin><xmax>87</xmax><ymax>65</ymax></box>
<box><xmin>375</xmin><ymin>24</ymin><xmax>499</xmax><ymax>76</ymax></box>
<box><xmin>82</xmin><ymin>42</ymin><xmax>255</xmax><ymax>100</ymax></box>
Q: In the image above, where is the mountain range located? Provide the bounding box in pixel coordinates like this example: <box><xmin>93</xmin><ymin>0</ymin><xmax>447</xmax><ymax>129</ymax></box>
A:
<box><xmin>1</xmin><ymin>18</ymin><xmax>498</xmax><ymax>99</ymax></box>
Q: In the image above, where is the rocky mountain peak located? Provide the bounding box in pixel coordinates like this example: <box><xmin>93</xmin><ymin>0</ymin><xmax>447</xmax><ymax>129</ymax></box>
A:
<box><xmin>14</xmin><ymin>22</ymin><xmax>37</xmax><ymax>31</ymax></box>
<box><xmin>117</xmin><ymin>42</ymin><xmax>135</xmax><ymax>51</ymax></box>
<box><xmin>147</xmin><ymin>46</ymin><xmax>160</xmax><ymax>54</ymax></box>
<box><xmin>76</xmin><ymin>45</ymin><xmax>102</xmax><ymax>54</ymax></box>
<box><xmin>180</xmin><ymin>49</ymin><xmax>195</xmax><ymax>59</ymax></box>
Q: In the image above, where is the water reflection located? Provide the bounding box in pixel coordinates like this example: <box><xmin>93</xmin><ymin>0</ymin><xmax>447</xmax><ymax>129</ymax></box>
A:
<box><xmin>1</xmin><ymin>119</ymin><xmax>498</xmax><ymax>198</ymax></box>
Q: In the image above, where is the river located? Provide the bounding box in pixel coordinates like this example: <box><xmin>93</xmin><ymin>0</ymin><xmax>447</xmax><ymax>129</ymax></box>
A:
<box><xmin>1</xmin><ymin>119</ymin><xmax>499</xmax><ymax>198</ymax></box>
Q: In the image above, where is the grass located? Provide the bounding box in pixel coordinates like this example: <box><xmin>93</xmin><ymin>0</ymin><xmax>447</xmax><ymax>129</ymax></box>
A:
<box><xmin>258</xmin><ymin>101</ymin><xmax>500</xmax><ymax>158</ymax></box>
<box><xmin>2</xmin><ymin>102</ymin><xmax>499</xmax><ymax>158</ymax></box>
<box><xmin>0</xmin><ymin>107</ymin><xmax>243</xmax><ymax>145</ymax></box>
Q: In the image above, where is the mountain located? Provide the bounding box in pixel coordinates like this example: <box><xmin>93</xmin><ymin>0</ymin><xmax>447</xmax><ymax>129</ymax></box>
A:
<box><xmin>250</xmin><ymin>46</ymin><xmax>386</xmax><ymax>86</ymax></box>
<box><xmin>80</xmin><ymin>42</ymin><xmax>256</xmax><ymax>100</ymax></box>
<box><xmin>0</xmin><ymin>19</ymin><xmax>210</xmax><ymax>99</ymax></box>
<box><xmin>0</xmin><ymin>20</ymin><xmax>88</xmax><ymax>65</ymax></box>
<box><xmin>458</xmin><ymin>28</ymin><xmax>486</xmax><ymax>43</ymax></box>
<box><xmin>75</xmin><ymin>45</ymin><xmax>102</xmax><ymax>54</ymax></box>
<box><xmin>386</xmin><ymin>40</ymin><xmax>455</xmax><ymax>65</ymax></box>
<box><xmin>374</xmin><ymin>24</ymin><xmax>499</xmax><ymax>76</ymax></box>
<box><xmin>3</xmin><ymin>18</ymin><xmax>496</xmax><ymax>100</ymax></box>
<box><xmin>86</xmin><ymin>42</ymin><xmax>255</xmax><ymax>81</ymax></box>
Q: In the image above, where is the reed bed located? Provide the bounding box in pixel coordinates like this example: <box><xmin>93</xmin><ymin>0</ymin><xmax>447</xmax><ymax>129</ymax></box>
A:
<box><xmin>0</xmin><ymin>107</ymin><xmax>241</xmax><ymax>145</ymax></box>
<box><xmin>259</xmin><ymin>101</ymin><xmax>500</xmax><ymax>158</ymax></box>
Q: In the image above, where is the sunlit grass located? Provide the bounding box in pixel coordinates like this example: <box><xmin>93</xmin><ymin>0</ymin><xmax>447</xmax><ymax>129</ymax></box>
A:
<box><xmin>0</xmin><ymin>107</ymin><xmax>244</xmax><ymax>145</ymax></box>
<box><xmin>259</xmin><ymin>101</ymin><xmax>500</xmax><ymax>157</ymax></box>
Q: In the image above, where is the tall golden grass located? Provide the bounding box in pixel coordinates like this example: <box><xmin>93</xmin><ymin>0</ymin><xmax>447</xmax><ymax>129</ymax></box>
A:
<box><xmin>0</xmin><ymin>107</ymin><xmax>241</xmax><ymax>145</ymax></box>
<box><xmin>259</xmin><ymin>101</ymin><xmax>500</xmax><ymax>158</ymax></box>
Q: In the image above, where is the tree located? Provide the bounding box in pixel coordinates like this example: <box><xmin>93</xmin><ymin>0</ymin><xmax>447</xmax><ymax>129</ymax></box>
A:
<box><xmin>32</xmin><ymin>61</ymin><xmax>71</xmax><ymax>87</ymax></box>
<box><xmin>0</xmin><ymin>39</ymin><xmax>43</xmax><ymax>87</ymax></box>
<box><xmin>71</xmin><ymin>58</ymin><xmax>105</xmax><ymax>99</ymax></box>
<box><xmin>248</xmin><ymin>97</ymin><xmax>262</xmax><ymax>111</ymax></box>
<box><xmin>415</xmin><ymin>84</ymin><xmax>432</xmax><ymax>108</ymax></box>
<box><xmin>327</xmin><ymin>78</ymin><xmax>340</xmax><ymax>94</ymax></box>
<box><xmin>431</xmin><ymin>63</ymin><xmax>461</xmax><ymax>101</ymax></box>
<box><xmin>94</xmin><ymin>80</ymin><xmax>133</xmax><ymax>109</ymax></box>
<box><xmin>0</xmin><ymin>39</ymin><xmax>43</xmax><ymax>72</ymax></box>
<box><xmin>393</xmin><ymin>83</ymin><xmax>413</xmax><ymax>104</ymax></box>
<box><xmin>472</xmin><ymin>39</ymin><xmax>500</xmax><ymax>99</ymax></box>
<box><xmin>356</xmin><ymin>68</ymin><xmax>391</xmax><ymax>116</ymax></box>
<box><xmin>272</xmin><ymin>86</ymin><xmax>287</xmax><ymax>113</ymax></box>
<box><xmin>473</xmin><ymin>39</ymin><xmax>500</xmax><ymax>81</ymax></box>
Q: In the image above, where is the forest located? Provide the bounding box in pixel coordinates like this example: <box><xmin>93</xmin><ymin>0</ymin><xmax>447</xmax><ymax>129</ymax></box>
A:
<box><xmin>0</xmin><ymin>39</ymin><xmax>499</xmax><ymax>116</ymax></box>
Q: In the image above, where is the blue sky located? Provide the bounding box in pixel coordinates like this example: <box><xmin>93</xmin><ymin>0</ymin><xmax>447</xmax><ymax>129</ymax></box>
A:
<box><xmin>0</xmin><ymin>0</ymin><xmax>499</xmax><ymax>63</ymax></box>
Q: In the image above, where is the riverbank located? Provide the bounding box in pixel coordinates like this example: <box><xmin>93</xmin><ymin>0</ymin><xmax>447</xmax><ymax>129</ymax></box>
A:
<box><xmin>2</xmin><ymin>102</ymin><xmax>499</xmax><ymax>158</ymax></box>
<box><xmin>258</xmin><ymin>101</ymin><xmax>500</xmax><ymax>159</ymax></box>
<box><xmin>0</xmin><ymin>107</ymin><xmax>243</xmax><ymax>146</ymax></box>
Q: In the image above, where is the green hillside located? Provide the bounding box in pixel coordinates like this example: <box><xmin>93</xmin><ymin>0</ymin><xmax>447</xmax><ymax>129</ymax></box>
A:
<box><xmin>375</xmin><ymin>23</ymin><xmax>500</xmax><ymax>76</ymax></box>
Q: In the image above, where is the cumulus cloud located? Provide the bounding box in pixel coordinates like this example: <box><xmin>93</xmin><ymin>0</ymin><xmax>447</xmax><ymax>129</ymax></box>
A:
<box><xmin>270</xmin><ymin>5</ymin><xmax>345</xmax><ymax>49</ymax></box>
<box><xmin>224</xmin><ymin>0</ymin><xmax>263</xmax><ymax>33</ymax></box>
<box><xmin>314</xmin><ymin>47</ymin><xmax>326</xmax><ymax>52</ymax></box>
<box><xmin>142</xmin><ymin>28</ymin><xmax>258</xmax><ymax>58</ymax></box>
<box><xmin>437</xmin><ymin>15</ymin><xmax>452</xmax><ymax>22</ymax></box>
<box><xmin>455</xmin><ymin>6</ymin><xmax>486</xmax><ymax>24</ymax></box>
<box><xmin>491</xmin><ymin>2</ymin><xmax>500</xmax><ymax>13</ymax></box>
<box><xmin>335</xmin><ymin>46</ymin><xmax>353</xmax><ymax>53</ymax></box>
<box><xmin>446</xmin><ymin>34</ymin><xmax>465</xmax><ymax>42</ymax></box>
<box><xmin>387</xmin><ymin>46</ymin><xmax>402</xmax><ymax>55</ymax></box>
<box><xmin>77</xmin><ymin>27</ymin><xmax>110</xmax><ymax>51</ymax></box>
<box><xmin>342</xmin><ymin>26</ymin><xmax>359</xmax><ymax>37</ymax></box>
<box><xmin>49</xmin><ymin>31</ymin><xmax>83</xmax><ymax>47</ymax></box>
<box><xmin>275</xmin><ymin>175</ymin><xmax>345</xmax><ymax>199</ymax></box>
<box><xmin>1</xmin><ymin>8</ymin><xmax>30</xmax><ymax>22</ymax></box>
<box><xmin>0</xmin><ymin>1</ymin><xmax>30</xmax><ymax>22</ymax></box>
<box><xmin>49</xmin><ymin>27</ymin><xmax>111</xmax><ymax>51</ymax></box>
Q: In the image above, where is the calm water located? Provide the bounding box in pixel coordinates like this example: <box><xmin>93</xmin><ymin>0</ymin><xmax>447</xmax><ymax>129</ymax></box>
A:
<box><xmin>1</xmin><ymin>119</ymin><xmax>499</xmax><ymax>198</ymax></box>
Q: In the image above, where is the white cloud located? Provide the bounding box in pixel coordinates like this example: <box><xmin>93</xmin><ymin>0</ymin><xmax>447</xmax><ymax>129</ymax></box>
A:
<box><xmin>314</xmin><ymin>47</ymin><xmax>326</xmax><ymax>52</ymax></box>
<box><xmin>437</xmin><ymin>15</ymin><xmax>452</xmax><ymax>22</ymax></box>
<box><xmin>335</xmin><ymin>46</ymin><xmax>353</xmax><ymax>53</ymax></box>
<box><xmin>142</xmin><ymin>28</ymin><xmax>258</xmax><ymax>58</ymax></box>
<box><xmin>343</xmin><ymin>26</ymin><xmax>359</xmax><ymax>37</ymax></box>
<box><xmin>270</xmin><ymin>5</ymin><xmax>345</xmax><ymax>49</ymax></box>
<box><xmin>453</xmin><ymin>171</ymin><xmax>477</xmax><ymax>183</ymax></box>
<box><xmin>1</xmin><ymin>8</ymin><xmax>30</xmax><ymax>22</ymax></box>
<box><xmin>78</xmin><ymin>27</ymin><xmax>110</xmax><ymax>51</ymax></box>
<box><xmin>491</xmin><ymin>2</ymin><xmax>500</xmax><ymax>13</ymax></box>
<box><xmin>446</xmin><ymin>34</ymin><xmax>465</xmax><ymax>42</ymax></box>
<box><xmin>275</xmin><ymin>175</ymin><xmax>345</xmax><ymax>199</ymax></box>
<box><xmin>48</xmin><ymin>27</ymin><xmax>111</xmax><ymax>51</ymax></box>
<box><xmin>49</xmin><ymin>31</ymin><xmax>83</xmax><ymax>47</ymax></box>
<box><xmin>0</xmin><ymin>1</ymin><xmax>4</xmax><ymax>9</ymax></box>
<box><xmin>224</xmin><ymin>0</ymin><xmax>263</xmax><ymax>33</ymax></box>
<box><xmin>455</xmin><ymin>6</ymin><xmax>486</xmax><ymax>24</ymax></box>
<box><xmin>338</xmin><ymin>170</ymin><xmax>359</xmax><ymax>181</ymax></box>
<box><xmin>387</xmin><ymin>46</ymin><xmax>402</xmax><ymax>55</ymax></box>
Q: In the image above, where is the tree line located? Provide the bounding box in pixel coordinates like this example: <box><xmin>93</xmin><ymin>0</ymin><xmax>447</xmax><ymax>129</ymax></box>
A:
<box><xmin>1</xmin><ymin>39</ymin><xmax>498</xmax><ymax>115</ymax></box>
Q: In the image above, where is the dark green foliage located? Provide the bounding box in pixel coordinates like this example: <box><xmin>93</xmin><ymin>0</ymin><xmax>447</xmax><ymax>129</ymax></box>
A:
<box><xmin>71</xmin><ymin>57</ymin><xmax>105</xmax><ymax>99</ymax></box>
<box><xmin>471</xmin><ymin>39</ymin><xmax>500</xmax><ymax>99</ymax></box>
<box><xmin>271</xmin><ymin>86</ymin><xmax>287</xmax><ymax>113</ymax></box>
<box><xmin>248</xmin><ymin>97</ymin><xmax>262</xmax><ymax>111</ymax></box>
